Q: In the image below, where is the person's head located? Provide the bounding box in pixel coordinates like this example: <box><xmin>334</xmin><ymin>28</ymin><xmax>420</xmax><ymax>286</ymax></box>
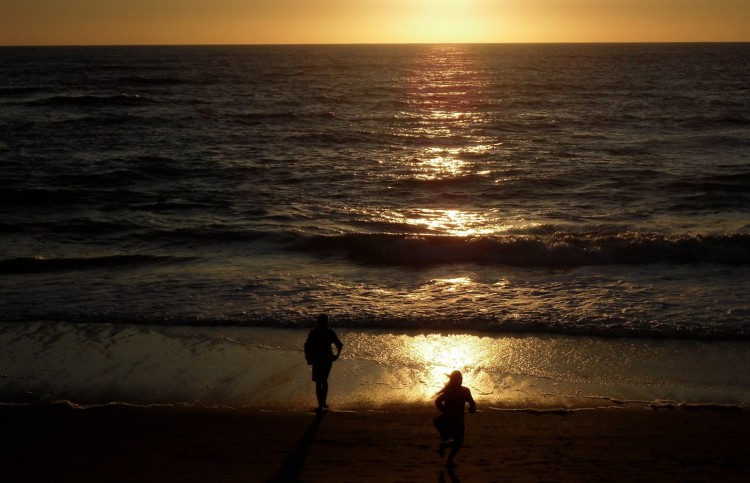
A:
<box><xmin>448</xmin><ymin>370</ymin><xmax>463</xmax><ymax>386</ymax></box>
<box><xmin>317</xmin><ymin>313</ymin><xmax>328</xmax><ymax>327</ymax></box>
<box><xmin>436</xmin><ymin>370</ymin><xmax>464</xmax><ymax>396</ymax></box>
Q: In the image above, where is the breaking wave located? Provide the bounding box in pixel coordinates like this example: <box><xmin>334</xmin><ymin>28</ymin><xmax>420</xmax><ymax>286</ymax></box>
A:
<box><xmin>294</xmin><ymin>232</ymin><xmax>750</xmax><ymax>266</ymax></box>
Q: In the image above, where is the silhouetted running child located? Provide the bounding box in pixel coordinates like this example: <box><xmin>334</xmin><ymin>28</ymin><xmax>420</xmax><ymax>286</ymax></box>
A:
<box><xmin>304</xmin><ymin>313</ymin><xmax>343</xmax><ymax>412</ymax></box>
<box><xmin>434</xmin><ymin>370</ymin><xmax>476</xmax><ymax>467</ymax></box>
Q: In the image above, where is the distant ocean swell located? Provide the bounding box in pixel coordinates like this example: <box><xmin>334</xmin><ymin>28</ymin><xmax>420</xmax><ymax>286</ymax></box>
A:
<box><xmin>30</xmin><ymin>94</ymin><xmax>154</xmax><ymax>107</ymax></box>
<box><xmin>1</xmin><ymin>168</ymin><xmax>748</xmax><ymax>211</ymax></box>
<box><xmin>0</xmin><ymin>255</ymin><xmax>197</xmax><ymax>275</ymax></box>
<box><xmin>295</xmin><ymin>232</ymin><xmax>750</xmax><ymax>266</ymax></box>
<box><xmin>0</xmin><ymin>93</ymin><xmax>161</xmax><ymax>108</ymax></box>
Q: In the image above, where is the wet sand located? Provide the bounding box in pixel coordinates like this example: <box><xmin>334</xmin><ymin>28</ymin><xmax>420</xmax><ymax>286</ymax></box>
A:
<box><xmin>1</xmin><ymin>403</ymin><xmax>748</xmax><ymax>482</ymax></box>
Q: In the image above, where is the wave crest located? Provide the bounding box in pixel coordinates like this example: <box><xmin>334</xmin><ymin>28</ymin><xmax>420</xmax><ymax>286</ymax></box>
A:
<box><xmin>294</xmin><ymin>232</ymin><xmax>750</xmax><ymax>266</ymax></box>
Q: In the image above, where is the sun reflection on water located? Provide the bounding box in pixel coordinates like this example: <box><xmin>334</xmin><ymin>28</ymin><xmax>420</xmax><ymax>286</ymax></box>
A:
<box><xmin>403</xmin><ymin>334</ymin><xmax>508</xmax><ymax>399</ymax></box>
<box><xmin>398</xmin><ymin>44</ymin><xmax>489</xmax><ymax>182</ymax></box>
<box><xmin>417</xmin><ymin>147</ymin><xmax>466</xmax><ymax>178</ymax></box>
<box><xmin>385</xmin><ymin>46</ymin><xmax>512</xmax><ymax>239</ymax></box>
<box><xmin>404</xmin><ymin>208</ymin><xmax>496</xmax><ymax>236</ymax></box>
<box><xmin>372</xmin><ymin>206</ymin><xmax>527</xmax><ymax>236</ymax></box>
<box><xmin>351</xmin><ymin>48</ymin><xmax>503</xmax><ymax>400</ymax></box>
<box><xmin>411</xmin><ymin>334</ymin><xmax>481</xmax><ymax>392</ymax></box>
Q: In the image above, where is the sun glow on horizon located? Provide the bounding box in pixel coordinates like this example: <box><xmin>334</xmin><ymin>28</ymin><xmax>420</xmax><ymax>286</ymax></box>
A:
<box><xmin>2</xmin><ymin>0</ymin><xmax>749</xmax><ymax>45</ymax></box>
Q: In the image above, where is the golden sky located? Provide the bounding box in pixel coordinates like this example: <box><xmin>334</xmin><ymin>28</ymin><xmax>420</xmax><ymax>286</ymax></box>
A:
<box><xmin>2</xmin><ymin>0</ymin><xmax>749</xmax><ymax>45</ymax></box>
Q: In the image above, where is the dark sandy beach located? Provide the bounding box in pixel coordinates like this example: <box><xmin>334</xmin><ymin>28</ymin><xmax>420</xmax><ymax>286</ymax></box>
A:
<box><xmin>1</xmin><ymin>403</ymin><xmax>748</xmax><ymax>482</ymax></box>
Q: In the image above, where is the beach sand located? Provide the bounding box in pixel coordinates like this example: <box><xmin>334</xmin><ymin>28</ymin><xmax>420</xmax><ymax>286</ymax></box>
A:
<box><xmin>2</xmin><ymin>403</ymin><xmax>748</xmax><ymax>482</ymax></box>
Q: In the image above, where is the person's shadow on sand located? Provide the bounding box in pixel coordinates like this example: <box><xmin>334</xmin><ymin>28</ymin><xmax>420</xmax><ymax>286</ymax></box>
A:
<box><xmin>266</xmin><ymin>411</ymin><xmax>326</xmax><ymax>483</ymax></box>
<box><xmin>439</xmin><ymin>466</ymin><xmax>461</xmax><ymax>483</ymax></box>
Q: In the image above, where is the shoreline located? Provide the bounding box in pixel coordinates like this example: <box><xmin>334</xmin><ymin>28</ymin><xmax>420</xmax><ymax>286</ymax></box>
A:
<box><xmin>2</xmin><ymin>403</ymin><xmax>749</xmax><ymax>482</ymax></box>
<box><xmin>3</xmin><ymin>322</ymin><xmax>750</xmax><ymax>409</ymax></box>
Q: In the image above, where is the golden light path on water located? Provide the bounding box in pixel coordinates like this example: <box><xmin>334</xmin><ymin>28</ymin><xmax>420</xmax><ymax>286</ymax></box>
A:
<box><xmin>405</xmin><ymin>209</ymin><xmax>498</xmax><ymax>236</ymax></box>
<box><xmin>343</xmin><ymin>332</ymin><xmax>512</xmax><ymax>404</ymax></box>
<box><xmin>388</xmin><ymin>46</ymin><xmax>518</xmax><ymax>237</ymax></box>
<box><xmin>408</xmin><ymin>333</ymin><xmax>486</xmax><ymax>392</ymax></box>
<box><xmin>418</xmin><ymin>151</ymin><xmax>464</xmax><ymax>178</ymax></box>
<box><xmin>364</xmin><ymin>46</ymin><xmax>509</xmax><ymax>403</ymax></box>
<box><xmin>340</xmin><ymin>47</ymin><xmax>552</xmax><ymax>405</ymax></box>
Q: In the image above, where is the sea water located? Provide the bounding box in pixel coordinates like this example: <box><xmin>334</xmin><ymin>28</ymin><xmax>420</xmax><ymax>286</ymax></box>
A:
<box><xmin>1</xmin><ymin>44</ymin><xmax>749</xmax><ymax>408</ymax></box>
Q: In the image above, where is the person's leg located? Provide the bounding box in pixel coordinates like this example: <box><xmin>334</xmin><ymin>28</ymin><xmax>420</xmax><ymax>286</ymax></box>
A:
<box><xmin>316</xmin><ymin>361</ymin><xmax>332</xmax><ymax>409</ymax></box>
<box><xmin>315</xmin><ymin>381</ymin><xmax>324</xmax><ymax>408</ymax></box>
<box><xmin>446</xmin><ymin>443</ymin><xmax>460</xmax><ymax>467</ymax></box>
<box><xmin>446</xmin><ymin>426</ymin><xmax>465</xmax><ymax>467</ymax></box>
<box><xmin>319</xmin><ymin>380</ymin><xmax>329</xmax><ymax>407</ymax></box>
<box><xmin>312</xmin><ymin>364</ymin><xmax>322</xmax><ymax>409</ymax></box>
<box><xmin>314</xmin><ymin>380</ymin><xmax>329</xmax><ymax>408</ymax></box>
<box><xmin>438</xmin><ymin>417</ymin><xmax>457</xmax><ymax>461</ymax></box>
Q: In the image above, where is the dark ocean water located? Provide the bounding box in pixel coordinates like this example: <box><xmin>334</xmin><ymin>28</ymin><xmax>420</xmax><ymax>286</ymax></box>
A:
<box><xmin>1</xmin><ymin>43</ymin><xmax>749</xmax><ymax>339</ymax></box>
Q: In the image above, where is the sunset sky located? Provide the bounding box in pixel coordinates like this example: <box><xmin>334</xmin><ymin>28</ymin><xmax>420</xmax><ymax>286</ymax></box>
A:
<box><xmin>1</xmin><ymin>0</ymin><xmax>749</xmax><ymax>45</ymax></box>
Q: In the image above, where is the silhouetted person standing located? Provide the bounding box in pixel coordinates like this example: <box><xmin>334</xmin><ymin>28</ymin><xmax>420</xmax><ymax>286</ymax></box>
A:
<box><xmin>434</xmin><ymin>370</ymin><xmax>476</xmax><ymax>468</ymax></box>
<box><xmin>304</xmin><ymin>313</ymin><xmax>343</xmax><ymax>412</ymax></box>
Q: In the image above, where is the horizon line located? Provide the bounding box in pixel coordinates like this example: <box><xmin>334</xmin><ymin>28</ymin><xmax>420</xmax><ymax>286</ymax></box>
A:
<box><xmin>2</xmin><ymin>40</ymin><xmax>749</xmax><ymax>48</ymax></box>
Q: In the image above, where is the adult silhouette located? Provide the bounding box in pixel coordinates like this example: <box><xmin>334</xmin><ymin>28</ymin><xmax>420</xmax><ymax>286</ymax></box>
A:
<box><xmin>304</xmin><ymin>314</ymin><xmax>343</xmax><ymax>412</ymax></box>
<box><xmin>434</xmin><ymin>370</ymin><xmax>476</xmax><ymax>467</ymax></box>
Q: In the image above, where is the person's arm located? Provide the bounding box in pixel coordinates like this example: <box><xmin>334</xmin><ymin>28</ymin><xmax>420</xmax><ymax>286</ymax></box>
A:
<box><xmin>435</xmin><ymin>393</ymin><xmax>446</xmax><ymax>412</ymax></box>
<box><xmin>466</xmin><ymin>388</ymin><xmax>477</xmax><ymax>413</ymax></box>
<box><xmin>333</xmin><ymin>333</ymin><xmax>343</xmax><ymax>360</ymax></box>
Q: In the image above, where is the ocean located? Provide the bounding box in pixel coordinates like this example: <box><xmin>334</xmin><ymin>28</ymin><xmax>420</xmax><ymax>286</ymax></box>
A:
<box><xmin>1</xmin><ymin>43</ymin><xmax>749</xmax><ymax>408</ymax></box>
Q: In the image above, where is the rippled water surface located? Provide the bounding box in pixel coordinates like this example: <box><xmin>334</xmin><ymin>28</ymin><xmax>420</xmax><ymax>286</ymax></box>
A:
<box><xmin>1</xmin><ymin>43</ymin><xmax>749</xmax><ymax>338</ymax></box>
